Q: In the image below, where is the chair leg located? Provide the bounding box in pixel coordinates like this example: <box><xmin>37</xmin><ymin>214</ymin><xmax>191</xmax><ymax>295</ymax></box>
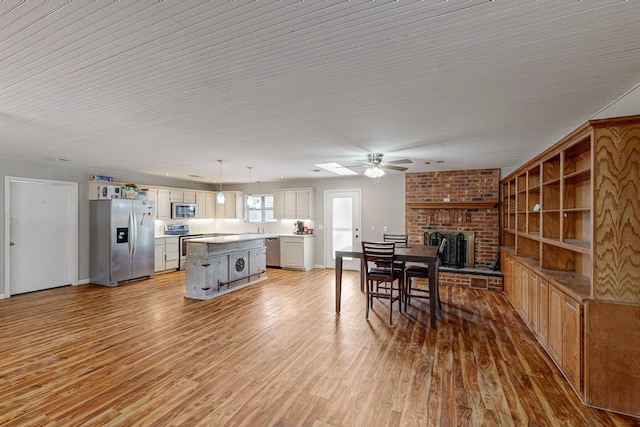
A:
<box><xmin>365</xmin><ymin>280</ymin><xmax>370</xmax><ymax>320</ymax></box>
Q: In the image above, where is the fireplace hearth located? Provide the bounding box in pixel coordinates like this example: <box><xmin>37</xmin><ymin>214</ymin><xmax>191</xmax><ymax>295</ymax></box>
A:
<box><xmin>424</xmin><ymin>230</ymin><xmax>475</xmax><ymax>269</ymax></box>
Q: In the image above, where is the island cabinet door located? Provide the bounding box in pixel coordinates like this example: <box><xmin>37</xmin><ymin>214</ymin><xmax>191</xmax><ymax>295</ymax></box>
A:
<box><xmin>228</xmin><ymin>251</ymin><xmax>250</xmax><ymax>285</ymax></box>
<box><xmin>249</xmin><ymin>247</ymin><xmax>266</xmax><ymax>276</ymax></box>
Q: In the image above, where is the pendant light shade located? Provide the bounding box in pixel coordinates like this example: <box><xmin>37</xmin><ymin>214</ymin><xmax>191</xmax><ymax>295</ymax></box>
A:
<box><xmin>216</xmin><ymin>160</ymin><xmax>225</xmax><ymax>204</ymax></box>
<box><xmin>246</xmin><ymin>166</ymin><xmax>256</xmax><ymax>208</ymax></box>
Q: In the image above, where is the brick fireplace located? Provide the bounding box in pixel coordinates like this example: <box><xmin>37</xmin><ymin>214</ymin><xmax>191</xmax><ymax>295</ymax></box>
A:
<box><xmin>405</xmin><ymin>169</ymin><xmax>502</xmax><ymax>290</ymax></box>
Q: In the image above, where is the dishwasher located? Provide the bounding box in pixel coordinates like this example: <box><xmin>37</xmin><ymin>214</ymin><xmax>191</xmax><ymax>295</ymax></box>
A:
<box><xmin>265</xmin><ymin>237</ymin><xmax>281</xmax><ymax>268</ymax></box>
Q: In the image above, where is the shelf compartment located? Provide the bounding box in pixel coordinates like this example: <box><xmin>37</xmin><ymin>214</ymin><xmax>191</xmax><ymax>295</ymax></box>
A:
<box><xmin>517</xmin><ymin>213</ymin><xmax>527</xmax><ymax>233</ymax></box>
<box><xmin>517</xmin><ymin>234</ymin><xmax>540</xmax><ymax>261</ymax></box>
<box><xmin>562</xmin><ymin>210</ymin><xmax>591</xmax><ymax>246</ymax></box>
<box><xmin>517</xmin><ymin>173</ymin><xmax>527</xmax><ymax>193</ymax></box>
<box><xmin>541</xmin><ymin>242</ymin><xmax>591</xmax><ymax>278</ymax></box>
<box><xmin>542</xmin><ymin>182</ymin><xmax>560</xmax><ymax>211</ymax></box>
<box><xmin>543</xmin><ymin>154</ymin><xmax>561</xmax><ymax>183</ymax></box>
<box><xmin>528</xmin><ymin>211</ymin><xmax>540</xmax><ymax>234</ymax></box>
<box><xmin>563</xmin><ymin>137</ymin><xmax>591</xmax><ymax>176</ymax></box>
<box><xmin>502</xmin><ymin>230</ymin><xmax>516</xmax><ymax>248</ymax></box>
<box><xmin>528</xmin><ymin>165</ymin><xmax>541</xmax><ymax>189</ymax></box>
<box><xmin>543</xmin><ymin>211</ymin><xmax>560</xmax><ymax>239</ymax></box>
<box><xmin>563</xmin><ymin>176</ymin><xmax>591</xmax><ymax>210</ymax></box>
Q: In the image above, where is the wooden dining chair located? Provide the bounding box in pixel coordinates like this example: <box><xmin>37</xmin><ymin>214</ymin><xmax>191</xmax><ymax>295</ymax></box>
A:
<box><xmin>362</xmin><ymin>241</ymin><xmax>403</xmax><ymax>324</ymax></box>
<box><xmin>382</xmin><ymin>233</ymin><xmax>408</xmax><ymax>290</ymax></box>
<box><xmin>404</xmin><ymin>238</ymin><xmax>447</xmax><ymax>314</ymax></box>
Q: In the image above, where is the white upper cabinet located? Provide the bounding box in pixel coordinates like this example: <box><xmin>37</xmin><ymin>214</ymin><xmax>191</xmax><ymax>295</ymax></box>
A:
<box><xmin>156</xmin><ymin>189</ymin><xmax>171</xmax><ymax>220</ymax></box>
<box><xmin>216</xmin><ymin>191</ymin><xmax>244</xmax><ymax>219</ymax></box>
<box><xmin>183</xmin><ymin>191</ymin><xmax>196</xmax><ymax>203</ymax></box>
<box><xmin>273</xmin><ymin>188</ymin><xmax>314</xmax><ymax>220</ymax></box>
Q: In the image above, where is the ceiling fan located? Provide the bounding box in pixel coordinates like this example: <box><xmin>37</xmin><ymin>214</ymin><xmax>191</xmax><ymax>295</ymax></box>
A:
<box><xmin>361</xmin><ymin>153</ymin><xmax>412</xmax><ymax>178</ymax></box>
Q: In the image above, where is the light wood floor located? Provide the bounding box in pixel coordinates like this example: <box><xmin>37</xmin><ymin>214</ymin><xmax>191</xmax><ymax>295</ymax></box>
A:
<box><xmin>0</xmin><ymin>268</ymin><xmax>638</xmax><ymax>426</ymax></box>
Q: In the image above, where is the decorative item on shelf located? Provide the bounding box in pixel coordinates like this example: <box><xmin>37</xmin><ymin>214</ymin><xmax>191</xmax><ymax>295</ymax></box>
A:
<box><xmin>91</xmin><ymin>175</ymin><xmax>113</xmax><ymax>182</ymax></box>
<box><xmin>121</xmin><ymin>184</ymin><xmax>139</xmax><ymax>200</ymax></box>
<box><xmin>216</xmin><ymin>160</ymin><xmax>225</xmax><ymax>204</ymax></box>
<box><xmin>246</xmin><ymin>166</ymin><xmax>256</xmax><ymax>208</ymax></box>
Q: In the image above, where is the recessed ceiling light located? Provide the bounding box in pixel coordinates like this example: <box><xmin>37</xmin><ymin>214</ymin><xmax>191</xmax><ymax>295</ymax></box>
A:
<box><xmin>314</xmin><ymin>162</ymin><xmax>358</xmax><ymax>176</ymax></box>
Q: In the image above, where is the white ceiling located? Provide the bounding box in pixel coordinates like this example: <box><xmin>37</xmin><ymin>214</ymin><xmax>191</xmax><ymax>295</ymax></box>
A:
<box><xmin>1</xmin><ymin>0</ymin><xmax>639</xmax><ymax>184</ymax></box>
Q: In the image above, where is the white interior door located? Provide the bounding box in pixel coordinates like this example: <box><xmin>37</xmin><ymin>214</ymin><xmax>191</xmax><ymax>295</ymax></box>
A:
<box><xmin>5</xmin><ymin>178</ymin><xmax>78</xmax><ymax>296</ymax></box>
<box><xmin>324</xmin><ymin>189</ymin><xmax>361</xmax><ymax>270</ymax></box>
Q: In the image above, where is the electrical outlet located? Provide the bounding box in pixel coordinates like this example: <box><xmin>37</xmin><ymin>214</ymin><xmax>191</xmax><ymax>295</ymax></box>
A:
<box><xmin>371</xmin><ymin>225</ymin><xmax>375</xmax><ymax>231</ymax></box>
<box><xmin>443</xmin><ymin>197</ymin><xmax>451</xmax><ymax>202</ymax></box>
<box><xmin>383</xmin><ymin>226</ymin><xmax>388</xmax><ymax>232</ymax></box>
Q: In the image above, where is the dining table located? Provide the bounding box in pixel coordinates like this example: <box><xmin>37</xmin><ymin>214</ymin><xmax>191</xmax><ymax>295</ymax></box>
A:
<box><xmin>334</xmin><ymin>244</ymin><xmax>440</xmax><ymax>328</ymax></box>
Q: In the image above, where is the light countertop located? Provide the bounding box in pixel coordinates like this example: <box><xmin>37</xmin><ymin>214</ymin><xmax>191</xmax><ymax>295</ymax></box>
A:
<box><xmin>187</xmin><ymin>233</ymin><xmax>280</xmax><ymax>244</ymax></box>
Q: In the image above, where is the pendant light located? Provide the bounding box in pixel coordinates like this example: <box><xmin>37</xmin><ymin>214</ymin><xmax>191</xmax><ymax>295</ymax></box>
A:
<box><xmin>216</xmin><ymin>160</ymin><xmax>225</xmax><ymax>204</ymax></box>
<box><xmin>246</xmin><ymin>166</ymin><xmax>256</xmax><ymax>208</ymax></box>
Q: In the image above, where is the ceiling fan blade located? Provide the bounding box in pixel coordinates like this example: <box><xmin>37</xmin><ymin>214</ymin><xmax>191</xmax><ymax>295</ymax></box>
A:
<box><xmin>383</xmin><ymin>165</ymin><xmax>409</xmax><ymax>172</ymax></box>
<box><xmin>386</xmin><ymin>159</ymin><xmax>412</xmax><ymax>165</ymax></box>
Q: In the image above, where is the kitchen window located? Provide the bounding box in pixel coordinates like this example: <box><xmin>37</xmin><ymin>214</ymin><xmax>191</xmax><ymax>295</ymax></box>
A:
<box><xmin>245</xmin><ymin>194</ymin><xmax>276</xmax><ymax>223</ymax></box>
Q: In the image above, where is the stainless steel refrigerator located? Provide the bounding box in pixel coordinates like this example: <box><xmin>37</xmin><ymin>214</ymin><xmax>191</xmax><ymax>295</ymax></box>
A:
<box><xmin>90</xmin><ymin>199</ymin><xmax>156</xmax><ymax>286</ymax></box>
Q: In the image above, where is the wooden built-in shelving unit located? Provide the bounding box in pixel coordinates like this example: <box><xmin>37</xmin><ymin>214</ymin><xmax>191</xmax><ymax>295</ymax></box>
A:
<box><xmin>500</xmin><ymin>115</ymin><xmax>640</xmax><ymax>417</ymax></box>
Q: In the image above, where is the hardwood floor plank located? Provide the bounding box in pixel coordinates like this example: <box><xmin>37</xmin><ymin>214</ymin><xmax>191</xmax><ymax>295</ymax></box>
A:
<box><xmin>0</xmin><ymin>269</ymin><xmax>638</xmax><ymax>426</ymax></box>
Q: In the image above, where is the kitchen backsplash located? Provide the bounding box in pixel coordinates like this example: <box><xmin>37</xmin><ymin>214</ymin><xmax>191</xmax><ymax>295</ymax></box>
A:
<box><xmin>155</xmin><ymin>218</ymin><xmax>314</xmax><ymax>236</ymax></box>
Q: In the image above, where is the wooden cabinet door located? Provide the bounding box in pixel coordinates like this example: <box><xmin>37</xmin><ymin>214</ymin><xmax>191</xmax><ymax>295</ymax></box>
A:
<box><xmin>548</xmin><ymin>286</ymin><xmax>564</xmax><ymax>364</ymax></box>
<box><xmin>519</xmin><ymin>265</ymin><xmax>529</xmax><ymax>322</ymax></box>
<box><xmin>536</xmin><ymin>279</ymin><xmax>549</xmax><ymax>348</ymax></box>
<box><xmin>528</xmin><ymin>272</ymin><xmax>538</xmax><ymax>331</ymax></box>
<box><xmin>563</xmin><ymin>296</ymin><xmax>583</xmax><ymax>393</ymax></box>
<box><xmin>503</xmin><ymin>253</ymin><xmax>515</xmax><ymax>304</ymax></box>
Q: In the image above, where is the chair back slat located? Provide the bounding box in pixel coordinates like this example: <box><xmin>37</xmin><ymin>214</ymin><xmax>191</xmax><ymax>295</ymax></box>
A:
<box><xmin>383</xmin><ymin>234</ymin><xmax>408</xmax><ymax>247</ymax></box>
<box><xmin>362</xmin><ymin>241</ymin><xmax>396</xmax><ymax>270</ymax></box>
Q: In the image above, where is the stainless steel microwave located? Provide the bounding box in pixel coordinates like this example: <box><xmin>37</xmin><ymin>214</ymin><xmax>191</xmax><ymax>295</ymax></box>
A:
<box><xmin>171</xmin><ymin>203</ymin><xmax>197</xmax><ymax>219</ymax></box>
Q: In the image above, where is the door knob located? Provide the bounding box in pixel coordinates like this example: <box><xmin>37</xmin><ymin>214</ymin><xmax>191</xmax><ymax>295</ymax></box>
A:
<box><xmin>10</xmin><ymin>241</ymin><xmax>15</xmax><ymax>246</ymax></box>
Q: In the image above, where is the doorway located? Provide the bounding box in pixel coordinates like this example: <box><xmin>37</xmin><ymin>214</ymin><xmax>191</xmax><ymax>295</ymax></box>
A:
<box><xmin>324</xmin><ymin>189</ymin><xmax>361</xmax><ymax>270</ymax></box>
<box><xmin>4</xmin><ymin>177</ymin><xmax>78</xmax><ymax>297</ymax></box>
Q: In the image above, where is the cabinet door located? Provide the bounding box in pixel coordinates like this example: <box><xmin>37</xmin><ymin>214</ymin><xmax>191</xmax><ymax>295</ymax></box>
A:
<box><xmin>296</xmin><ymin>190</ymin><xmax>310</xmax><ymax>219</ymax></box>
<box><xmin>273</xmin><ymin>190</ymin><xmax>285</xmax><ymax>219</ymax></box>
<box><xmin>250</xmin><ymin>247</ymin><xmax>266</xmax><ymax>275</ymax></box>
<box><xmin>502</xmin><ymin>253</ymin><xmax>516</xmax><ymax>304</ymax></box>
<box><xmin>183</xmin><ymin>191</ymin><xmax>196</xmax><ymax>203</ymax></box>
<box><xmin>170</xmin><ymin>190</ymin><xmax>184</xmax><ymax>202</ymax></box>
<box><xmin>157</xmin><ymin>189</ymin><xmax>171</xmax><ymax>220</ymax></box>
<box><xmin>528</xmin><ymin>272</ymin><xmax>538</xmax><ymax>331</ymax></box>
<box><xmin>195</xmin><ymin>192</ymin><xmax>206</xmax><ymax>219</ymax></box>
<box><xmin>537</xmin><ymin>279</ymin><xmax>549</xmax><ymax>348</ymax></box>
<box><xmin>281</xmin><ymin>239</ymin><xmax>304</xmax><ymax>269</ymax></box>
<box><xmin>284</xmin><ymin>191</ymin><xmax>297</xmax><ymax>219</ymax></box>
<box><xmin>548</xmin><ymin>286</ymin><xmax>564</xmax><ymax>364</ymax></box>
<box><xmin>225</xmin><ymin>192</ymin><xmax>237</xmax><ymax>218</ymax></box>
<box><xmin>520</xmin><ymin>266</ymin><xmax>529</xmax><ymax>322</ymax></box>
<box><xmin>154</xmin><ymin>240</ymin><xmax>165</xmax><ymax>272</ymax></box>
<box><xmin>205</xmin><ymin>192</ymin><xmax>216</xmax><ymax>218</ymax></box>
<box><xmin>563</xmin><ymin>296</ymin><xmax>583</xmax><ymax>393</ymax></box>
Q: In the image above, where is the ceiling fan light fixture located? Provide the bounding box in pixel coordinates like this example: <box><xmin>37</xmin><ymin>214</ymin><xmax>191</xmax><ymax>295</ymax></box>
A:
<box><xmin>364</xmin><ymin>164</ymin><xmax>385</xmax><ymax>179</ymax></box>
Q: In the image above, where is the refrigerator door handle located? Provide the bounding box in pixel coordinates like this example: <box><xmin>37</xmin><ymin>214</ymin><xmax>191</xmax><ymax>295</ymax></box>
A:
<box><xmin>131</xmin><ymin>212</ymin><xmax>138</xmax><ymax>255</ymax></box>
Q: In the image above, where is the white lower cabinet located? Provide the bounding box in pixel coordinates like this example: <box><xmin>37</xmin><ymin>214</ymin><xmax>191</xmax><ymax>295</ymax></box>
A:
<box><xmin>280</xmin><ymin>235</ymin><xmax>314</xmax><ymax>271</ymax></box>
<box><xmin>155</xmin><ymin>236</ymin><xmax>179</xmax><ymax>273</ymax></box>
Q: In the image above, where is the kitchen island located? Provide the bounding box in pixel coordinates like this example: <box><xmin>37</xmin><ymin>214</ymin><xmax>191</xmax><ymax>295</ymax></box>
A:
<box><xmin>184</xmin><ymin>233</ymin><xmax>277</xmax><ymax>300</ymax></box>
